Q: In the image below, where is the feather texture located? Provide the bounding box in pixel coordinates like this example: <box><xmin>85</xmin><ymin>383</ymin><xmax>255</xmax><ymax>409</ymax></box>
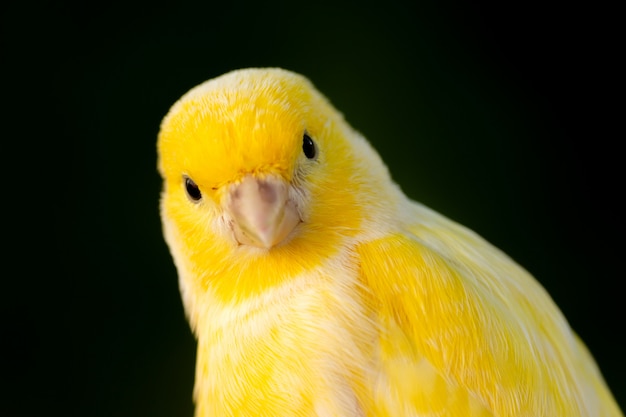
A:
<box><xmin>158</xmin><ymin>68</ymin><xmax>622</xmax><ymax>416</ymax></box>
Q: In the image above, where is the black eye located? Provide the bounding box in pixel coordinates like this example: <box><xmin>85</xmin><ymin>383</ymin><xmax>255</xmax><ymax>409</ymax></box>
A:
<box><xmin>302</xmin><ymin>133</ymin><xmax>317</xmax><ymax>159</ymax></box>
<box><xmin>184</xmin><ymin>176</ymin><xmax>202</xmax><ymax>201</ymax></box>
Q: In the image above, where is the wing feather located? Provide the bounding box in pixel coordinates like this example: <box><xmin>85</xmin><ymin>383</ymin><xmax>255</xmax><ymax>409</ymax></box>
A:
<box><xmin>357</xmin><ymin>201</ymin><xmax>621</xmax><ymax>416</ymax></box>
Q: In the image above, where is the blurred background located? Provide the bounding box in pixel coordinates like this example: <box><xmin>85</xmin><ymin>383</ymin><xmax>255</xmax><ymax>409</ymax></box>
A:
<box><xmin>3</xmin><ymin>0</ymin><xmax>623</xmax><ymax>415</ymax></box>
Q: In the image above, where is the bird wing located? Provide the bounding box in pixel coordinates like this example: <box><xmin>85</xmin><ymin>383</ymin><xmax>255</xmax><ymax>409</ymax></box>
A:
<box><xmin>356</xmin><ymin>200</ymin><xmax>620</xmax><ymax>416</ymax></box>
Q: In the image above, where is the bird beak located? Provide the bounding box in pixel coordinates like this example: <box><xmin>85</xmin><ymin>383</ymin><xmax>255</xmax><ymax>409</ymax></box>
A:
<box><xmin>225</xmin><ymin>175</ymin><xmax>301</xmax><ymax>249</ymax></box>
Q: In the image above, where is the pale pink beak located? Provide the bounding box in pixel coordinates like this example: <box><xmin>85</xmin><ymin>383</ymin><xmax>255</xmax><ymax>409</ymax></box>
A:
<box><xmin>226</xmin><ymin>175</ymin><xmax>300</xmax><ymax>248</ymax></box>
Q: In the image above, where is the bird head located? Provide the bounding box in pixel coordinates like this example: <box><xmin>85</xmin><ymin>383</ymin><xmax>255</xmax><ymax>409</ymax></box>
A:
<box><xmin>157</xmin><ymin>68</ymin><xmax>393</xmax><ymax>300</ymax></box>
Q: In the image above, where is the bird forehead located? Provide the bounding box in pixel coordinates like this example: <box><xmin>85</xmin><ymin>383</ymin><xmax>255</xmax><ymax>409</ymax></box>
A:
<box><xmin>162</xmin><ymin>98</ymin><xmax>302</xmax><ymax>187</ymax></box>
<box><xmin>158</xmin><ymin>69</ymin><xmax>331</xmax><ymax>186</ymax></box>
<box><xmin>188</xmin><ymin>96</ymin><xmax>302</xmax><ymax>153</ymax></box>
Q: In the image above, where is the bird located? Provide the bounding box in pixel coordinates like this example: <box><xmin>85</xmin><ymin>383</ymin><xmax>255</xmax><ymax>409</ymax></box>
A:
<box><xmin>157</xmin><ymin>67</ymin><xmax>623</xmax><ymax>416</ymax></box>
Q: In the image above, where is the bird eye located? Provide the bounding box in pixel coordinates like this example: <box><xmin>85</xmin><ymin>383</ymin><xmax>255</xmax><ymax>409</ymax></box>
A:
<box><xmin>184</xmin><ymin>176</ymin><xmax>202</xmax><ymax>202</ymax></box>
<box><xmin>302</xmin><ymin>133</ymin><xmax>317</xmax><ymax>159</ymax></box>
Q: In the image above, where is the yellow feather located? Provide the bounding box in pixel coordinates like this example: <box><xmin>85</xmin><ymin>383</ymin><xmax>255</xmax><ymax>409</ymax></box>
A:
<box><xmin>157</xmin><ymin>68</ymin><xmax>622</xmax><ymax>416</ymax></box>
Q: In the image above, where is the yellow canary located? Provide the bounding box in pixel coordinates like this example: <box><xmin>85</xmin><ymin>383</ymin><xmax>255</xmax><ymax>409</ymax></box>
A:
<box><xmin>157</xmin><ymin>68</ymin><xmax>622</xmax><ymax>416</ymax></box>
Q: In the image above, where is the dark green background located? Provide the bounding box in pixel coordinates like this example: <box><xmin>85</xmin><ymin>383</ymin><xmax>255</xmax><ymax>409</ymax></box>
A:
<box><xmin>4</xmin><ymin>1</ymin><xmax>623</xmax><ymax>415</ymax></box>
